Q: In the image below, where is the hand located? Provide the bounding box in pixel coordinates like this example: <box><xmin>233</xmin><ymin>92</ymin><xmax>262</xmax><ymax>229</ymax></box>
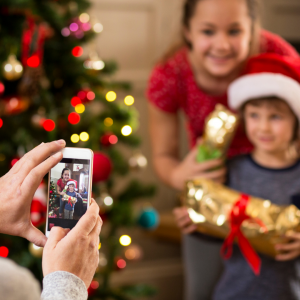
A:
<box><xmin>170</xmin><ymin>143</ymin><xmax>226</xmax><ymax>190</ymax></box>
<box><xmin>173</xmin><ymin>206</ymin><xmax>197</xmax><ymax>234</ymax></box>
<box><xmin>275</xmin><ymin>232</ymin><xmax>300</xmax><ymax>261</ymax></box>
<box><xmin>0</xmin><ymin>140</ymin><xmax>66</xmax><ymax>247</ymax></box>
<box><xmin>43</xmin><ymin>199</ymin><xmax>102</xmax><ymax>288</ymax></box>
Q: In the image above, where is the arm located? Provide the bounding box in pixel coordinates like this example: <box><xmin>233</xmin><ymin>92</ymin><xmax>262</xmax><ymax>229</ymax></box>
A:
<box><xmin>148</xmin><ymin>103</ymin><xmax>226</xmax><ymax>191</ymax></box>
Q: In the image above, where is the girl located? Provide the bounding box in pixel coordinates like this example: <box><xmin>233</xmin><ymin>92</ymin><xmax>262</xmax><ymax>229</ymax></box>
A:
<box><xmin>56</xmin><ymin>168</ymin><xmax>75</xmax><ymax>218</ymax></box>
<box><xmin>214</xmin><ymin>53</ymin><xmax>300</xmax><ymax>300</ymax></box>
<box><xmin>147</xmin><ymin>0</ymin><xmax>299</xmax><ymax>298</ymax></box>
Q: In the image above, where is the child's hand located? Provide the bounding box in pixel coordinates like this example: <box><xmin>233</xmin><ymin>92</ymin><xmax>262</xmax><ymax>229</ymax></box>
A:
<box><xmin>275</xmin><ymin>231</ymin><xmax>300</xmax><ymax>261</ymax></box>
<box><xmin>173</xmin><ymin>206</ymin><xmax>197</xmax><ymax>234</ymax></box>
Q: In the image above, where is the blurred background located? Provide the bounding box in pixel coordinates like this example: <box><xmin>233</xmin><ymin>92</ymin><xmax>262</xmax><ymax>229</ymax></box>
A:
<box><xmin>0</xmin><ymin>0</ymin><xmax>300</xmax><ymax>299</ymax></box>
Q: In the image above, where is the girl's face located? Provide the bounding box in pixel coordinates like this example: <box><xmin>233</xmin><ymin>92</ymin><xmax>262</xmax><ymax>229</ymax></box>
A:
<box><xmin>63</xmin><ymin>170</ymin><xmax>70</xmax><ymax>181</ymax></box>
<box><xmin>69</xmin><ymin>184</ymin><xmax>75</xmax><ymax>192</ymax></box>
<box><xmin>244</xmin><ymin>100</ymin><xmax>296</xmax><ymax>155</ymax></box>
<box><xmin>185</xmin><ymin>0</ymin><xmax>252</xmax><ymax>78</ymax></box>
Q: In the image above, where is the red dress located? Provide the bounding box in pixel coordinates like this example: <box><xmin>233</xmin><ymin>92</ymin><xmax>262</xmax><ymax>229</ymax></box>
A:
<box><xmin>146</xmin><ymin>30</ymin><xmax>299</xmax><ymax>156</ymax></box>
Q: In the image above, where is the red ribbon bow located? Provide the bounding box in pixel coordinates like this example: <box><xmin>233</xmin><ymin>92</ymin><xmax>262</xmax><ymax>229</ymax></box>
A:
<box><xmin>67</xmin><ymin>196</ymin><xmax>73</xmax><ymax>208</ymax></box>
<box><xmin>220</xmin><ymin>194</ymin><xmax>261</xmax><ymax>275</ymax></box>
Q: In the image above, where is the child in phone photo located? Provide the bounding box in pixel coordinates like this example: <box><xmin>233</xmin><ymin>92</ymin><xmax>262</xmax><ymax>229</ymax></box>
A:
<box><xmin>64</xmin><ymin>181</ymin><xmax>78</xmax><ymax>219</ymax></box>
<box><xmin>213</xmin><ymin>53</ymin><xmax>300</xmax><ymax>299</ymax></box>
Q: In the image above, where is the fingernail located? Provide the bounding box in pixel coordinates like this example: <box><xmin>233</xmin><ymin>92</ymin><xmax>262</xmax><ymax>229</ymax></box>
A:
<box><xmin>56</xmin><ymin>139</ymin><xmax>65</xmax><ymax>145</ymax></box>
<box><xmin>52</xmin><ymin>152</ymin><xmax>61</xmax><ymax>159</ymax></box>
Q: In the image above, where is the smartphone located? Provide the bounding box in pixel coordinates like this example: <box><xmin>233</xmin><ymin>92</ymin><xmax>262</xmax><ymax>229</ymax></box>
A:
<box><xmin>46</xmin><ymin>147</ymin><xmax>94</xmax><ymax>237</ymax></box>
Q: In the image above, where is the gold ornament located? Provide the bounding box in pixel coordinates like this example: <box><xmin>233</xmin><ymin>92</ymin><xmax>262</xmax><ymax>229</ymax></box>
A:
<box><xmin>129</xmin><ymin>153</ymin><xmax>148</xmax><ymax>170</ymax></box>
<box><xmin>3</xmin><ymin>55</ymin><xmax>23</xmax><ymax>81</ymax></box>
<box><xmin>29</xmin><ymin>243</ymin><xmax>43</xmax><ymax>257</ymax></box>
<box><xmin>197</xmin><ymin>104</ymin><xmax>238</xmax><ymax>162</ymax></box>
<box><xmin>184</xmin><ymin>178</ymin><xmax>300</xmax><ymax>258</ymax></box>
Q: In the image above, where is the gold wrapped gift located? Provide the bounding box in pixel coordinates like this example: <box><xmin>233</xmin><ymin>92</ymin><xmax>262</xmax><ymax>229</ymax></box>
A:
<box><xmin>63</xmin><ymin>194</ymin><xmax>77</xmax><ymax>204</ymax></box>
<box><xmin>197</xmin><ymin>104</ymin><xmax>238</xmax><ymax>162</ymax></box>
<box><xmin>184</xmin><ymin>178</ymin><xmax>300</xmax><ymax>258</ymax></box>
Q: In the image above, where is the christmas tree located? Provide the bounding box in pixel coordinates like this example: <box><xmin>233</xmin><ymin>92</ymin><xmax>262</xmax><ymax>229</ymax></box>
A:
<box><xmin>0</xmin><ymin>0</ymin><xmax>156</xmax><ymax>299</ymax></box>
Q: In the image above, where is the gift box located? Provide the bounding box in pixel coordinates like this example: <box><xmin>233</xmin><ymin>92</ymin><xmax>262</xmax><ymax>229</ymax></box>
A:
<box><xmin>197</xmin><ymin>104</ymin><xmax>238</xmax><ymax>162</ymax></box>
<box><xmin>184</xmin><ymin>178</ymin><xmax>300</xmax><ymax>273</ymax></box>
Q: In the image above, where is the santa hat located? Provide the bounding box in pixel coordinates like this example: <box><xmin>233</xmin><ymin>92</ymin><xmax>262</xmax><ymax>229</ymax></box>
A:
<box><xmin>228</xmin><ymin>53</ymin><xmax>300</xmax><ymax>120</ymax></box>
<box><xmin>67</xmin><ymin>181</ymin><xmax>76</xmax><ymax>187</ymax></box>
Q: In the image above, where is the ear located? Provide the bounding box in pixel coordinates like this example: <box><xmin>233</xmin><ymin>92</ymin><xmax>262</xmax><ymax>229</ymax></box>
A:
<box><xmin>183</xmin><ymin>26</ymin><xmax>192</xmax><ymax>45</ymax></box>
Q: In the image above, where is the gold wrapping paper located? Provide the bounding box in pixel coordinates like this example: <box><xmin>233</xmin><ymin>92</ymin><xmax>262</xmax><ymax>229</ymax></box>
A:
<box><xmin>197</xmin><ymin>104</ymin><xmax>238</xmax><ymax>162</ymax></box>
<box><xmin>63</xmin><ymin>194</ymin><xmax>77</xmax><ymax>204</ymax></box>
<box><xmin>184</xmin><ymin>178</ymin><xmax>300</xmax><ymax>258</ymax></box>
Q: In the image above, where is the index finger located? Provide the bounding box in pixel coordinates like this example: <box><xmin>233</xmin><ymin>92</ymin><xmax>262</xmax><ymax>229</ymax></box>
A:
<box><xmin>13</xmin><ymin>140</ymin><xmax>66</xmax><ymax>180</ymax></box>
<box><xmin>194</xmin><ymin>158</ymin><xmax>224</xmax><ymax>172</ymax></box>
<box><xmin>71</xmin><ymin>199</ymin><xmax>100</xmax><ymax>236</ymax></box>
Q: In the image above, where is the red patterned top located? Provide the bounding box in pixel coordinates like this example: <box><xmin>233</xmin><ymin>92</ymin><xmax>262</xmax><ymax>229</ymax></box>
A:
<box><xmin>146</xmin><ymin>30</ymin><xmax>299</xmax><ymax>156</ymax></box>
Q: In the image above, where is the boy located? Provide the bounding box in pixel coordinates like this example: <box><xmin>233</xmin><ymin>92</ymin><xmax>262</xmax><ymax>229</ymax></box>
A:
<box><xmin>63</xmin><ymin>181</ymin><xmax>77</xmax><ymax>220</ymax></box>
<box><xmin>213</xmin><ymin>53</ymin><xmax>300</xmax><ymax>300</ymax></box>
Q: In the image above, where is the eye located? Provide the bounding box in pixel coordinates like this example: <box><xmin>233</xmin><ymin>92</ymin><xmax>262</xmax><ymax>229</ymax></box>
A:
<box><xmin>271</xmin><ymin>114</ymin><xmax>282</xmax><ymax>120</ymax></box>
<box><xmin>201</xmin><ymin>29</ymin><xmax>214</xmax><ymax>36</ymax></box>
<box><xmin>249</xmin><ymin>112</ymin><xmax>259</xmax><ymax>119</ymax></box>
<box><xmin>228</xmin><ymin>28</ymin><xmax>241</xmax><ymax>36</ymax></box>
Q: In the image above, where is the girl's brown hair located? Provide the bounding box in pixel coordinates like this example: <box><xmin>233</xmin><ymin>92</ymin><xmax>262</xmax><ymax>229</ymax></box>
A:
<box><xmin>161</xmin><ymin>0</ymin><xmax>261</xmax><ymax>63</ymax></box>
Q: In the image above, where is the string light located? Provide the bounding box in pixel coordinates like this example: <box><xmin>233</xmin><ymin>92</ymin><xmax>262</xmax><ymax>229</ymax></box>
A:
<box><xmin>71</xmin><ymin>96</ymin><xmax>81</xmax><ymax>107</ymax></box>
<box><xmin>0</xmin><ymin>246</ymin><xmax>9</xmax><ymax>258</ymax></box>
<box><xmin>90</xmin><ymin>281</ymin><xmax>99</xmax><ymax>289</ymax></box>
<box><xmin>93</xmin><ymin>23</ymin><xmax>103</xmax><ymax>33</ymax></box>
<box><xmin>71</xmin><ymin>134</ymin><xmax>80</xmax><ymax>143</ymax></box>
<box><xmin>87</xmin><ymin>91</ymin><xmax>95</xmax><ymax>100</ymax></box>
<box><xmin>68</xmin><ymin>112</ymin><xmax>80</xmax><ymax>125</ymax></box>
<box><xmin>121</xmin><ymin>125</ymin><xmax>132</xmax><ymax>136</ymax></box>
<box><xmin>11</xmin><ymin>158</ymin><xmax>19</xmax><ymax>167</ymax></box>
<box><xmin>69</xmin><ymin>23</ymin><xmax>79</xmax><ymax>32</ymax></box>
<box><xmin>43</xmin><ymin>119</ymin><xmax>55</xmax><ymax>131</ymax></box>
<box><xmin>75</xmin><ymin>104</ymin><xmax>85</xmax><ymax>113</ymax></box>
<box><xmin>0</xmin><ymin>118</ymin><xmax>3</xmax><ymax>128</ymax></box>
<box><xmin>79</xmin><ymin>13</ymin><xmax>90</xmax><ymax>23</ymax></box>
<box><xmin>61</xmin><ymin>27</ymin><xmax>70</xmax><ymax>37</ymax></box>
<box><xmin>104</xmin><ymin>117</ymin><xmax>113</xmax><ymax>127</ymax></box>
<box><xmin>77</xmin><ymin>91</ymin><xmax>86</xmax><ymax>100</ymax></box>
<box><xmin>116</xmin><ymin>259</ymin><xmax>126</xmax><ymax>269</ymax></box>
<box><xmin>109</xmin><ymin>135</ymin><xmax>118</xmax><ymax>145</ymax></box>
<box><xmin>106</xmin><ymin>91</ymin><xmax>116</xmax><ymax>102</ymax></box>
<box><xmin>119</xmin><ymin>235</ymin><xmax>131</xmax><ymax>246</ymax></box>
<box><xmin>80</xmin><ymin>132</ymin><xmax>89</xmax><ymax>141</ymax></box>
<box><xmin>104</xmin><ymin>196</ymin><xmax>113</xmax><ymax>206</ymax></box>
<box><xmin>93</xmin><ymin>60</ymin><xmax>105</xmax><ymax>70</ymax></box>
<box><xmin>72</xmin><ymin>46</ymin><xmax>83</xmax><ymax>57</ymax></box>
<box><xmin>0</xmin><ymin>82</ymin><xmax>5</xmax><ymax>94</ymax></box>
<box><xmin>124</xmin><ymin>95</ymin><xmax>134</xmax><ymax>106</ymax></box>
<box><xmin>98</xmin><ymin>243</ymin><xmax>102</xmax><ymax>250</ymax></box>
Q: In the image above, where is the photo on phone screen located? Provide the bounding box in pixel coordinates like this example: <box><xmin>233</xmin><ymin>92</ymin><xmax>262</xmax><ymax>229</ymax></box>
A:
<box><xmin>47</xmin><ymin>158</ymin><xmax>90</xmax><ymax>231</ymax></box>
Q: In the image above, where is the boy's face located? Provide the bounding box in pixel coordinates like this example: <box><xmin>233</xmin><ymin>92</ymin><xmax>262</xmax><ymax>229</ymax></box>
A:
<box><xmin>69</xmin><ymin>184</ymin><xmax>75</xmax><ymax>192</ymax></box>
<box><xmin>244</xmin><ymin>100</ymin><xmax>296</xmax><ymax>154</ymax></box>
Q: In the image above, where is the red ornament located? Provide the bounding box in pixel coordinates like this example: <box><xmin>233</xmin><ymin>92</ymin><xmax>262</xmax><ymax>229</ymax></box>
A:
<box><xmin>0</xmin><ymin>246</ymin><xmax>9</xmax><ymax>258</ymax></box>
<box><xmin>68</xmin><ymin>112</ymin><xmax>80</xmax><ymax>125</ymax></box>
<box><xmin>43</xmin><ymin>119</ymin><xmax>55</xmax><ymax>131</ymax></box>
<box><xmin>87</xmin><ymin>91</ymin><xmax>95</xmax><ymax>100</ymax></box>
<box><xmin>71</xmin><ymin>96</ymin><xmax>81</xmax><ymax>107</ymax></box>
<box><xmin>72</xmin><ymin>46</ymin><xmax>83</xmax><ymax>57</ymax></box>
<box><xmin>93</xmin><ymin>152</ymin><xmax>112</xmax><ymax>183</ymax></box>
<box><xmin>77</xmin><ymin>89</ymin><xmax>95</xmax><ymax>104</ymax></box>
<box><xmin>101</xmin><ymin>133</ymin><xmax>118</xmax><ymax>147</ymax></box>
<box><xmin>0</xmin><ymin>118</ymin><xmax>3</xmax><ymax>128</ymax></box>
<box><xmin>27</xmin><ymin>55</ymin><xmax>40</xmax><ymax>68</ymax></box>
<box><xmin>31</xmin><ymin>183</ymin><xmax>47</xmax><ymax>227</ymax></box>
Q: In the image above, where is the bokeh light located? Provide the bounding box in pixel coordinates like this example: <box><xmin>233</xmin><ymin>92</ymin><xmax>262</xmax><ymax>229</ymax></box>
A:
<box><xmin>90</xmin><ymin>281</ymin><xmax>99</xmax><ymax>289</ymax></box>
<box><xmin>80</xmin><ymin>132</ymin><xmax>89</xmax><ymax>142</ymax></box>
<box><xmin>71</xmin><ymin>134</ymin><xmax>80</xmax><ymax>143</ymax></box>
<box><xmin>93</xmin><ymin>23</ymin><xmax>103</xmax><ymax>33</ymax></box>
<box><xmin>0</xmin><ymin>154</ymin><xmax>5</xmax><ymax>162</ymax></box>
<box><xmin>119</xmin><ymin>235</ymin><xmax>131</xmax><ymax>246</ymax></box>
<box><xmin>117</xmin><ymin>259</ymin><xmax>126</xmax><ymax>269</ymax></box>
<box><xmin>72</xmin><ymin>46</ymin><xmax>83</xmax><ymax>57</ymax></box>
<box><xmin>93</xmin><ymin>60</ymin><xmax>105</xmax><ymax>70</ymax></box>
<box><xmin>68</xmin><ymin>112</ymin><xmax>80</xmax><ymax>125</ymax></box>
<box><xmin>11</xmin><ymin>158</ymin><xmax>19</xmax><ymax>167</ymax></box>
<box><xmin>27</xmin><ymin>55</ymin><xmax>40</xmax><ymax>68</ymax></box>
<box><xmin>69</xmin><ymin>23</ymin><xmax>79</xmax><ymax>32</ymax></box>
<box><xmin>0</xmin><ymin>118</ymin><xmax>3</xmax><ymax>128</ymax></box>
<box><xmin>124</xmin><ymin>95</ymin><xmax>134</xmax><ymax>106</ymax></box>
<box><xmin>106</xmin><ymin>91</ymin><xmax>116</xmax><ymax>102</ymax></box>
<box><xmin>43</xmin><ymin>119</ymin><xmax>55</xmax><ymax>131</ymax></box>
<box><xmin>75</xmin><ymin>104</ymin><xmax>85</xmax><ymax>113</ymax></box>
<box><xmin>87</xmin><ymin>91</ymin><xmax>95</xmax><ymax>100</ymax></box>
<box><xmin>104</xmin><ymin>117</ymin><xmax>113</xmax><ymax>127</ymax></box>
<box><xmin>104</xmin><ymin>196</ymin><xmax>113</xmax><ymax>206</ymax></box>
<box><xmin>71</xmin><ymin>96</ymin><xmax>81</xmax><ymax>107</ymax></box>
<box><xmin>0</xmin><ymin>246</ymin><xmax>9</xmax><ymax>258</ymax></box>
<box><xmin>79</xmin><ymin>13</ymin><xmax>90</xmax><ymax>23</ymax></box>
<box><xmin>109</xmin><ymin>135</ymin><xmax>118</xmax><ymax>145</ymax></box>
<box><xmin>61</xmin><ymin>27</ymin><xmax>70</xmax><ymax>37</ymax></box>
<box><xmin>121</xmin><ymin>125</ymin><xmax>132</xmax><ymax>136</ymax></box>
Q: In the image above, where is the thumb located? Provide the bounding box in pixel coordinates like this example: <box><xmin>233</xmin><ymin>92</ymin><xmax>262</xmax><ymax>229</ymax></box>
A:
<box><xmin>46</xmin><ymin>227</ymin><xmax>70</xmax><ymax>249</ymax></box>
<box><xmin>24</xmin><ymin>224</ymin><xmax>47</xmax><ymax>247</ymax></box>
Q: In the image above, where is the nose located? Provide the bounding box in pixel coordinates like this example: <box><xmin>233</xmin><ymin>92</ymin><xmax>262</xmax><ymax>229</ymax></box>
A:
<box><xmin>258</xmin><ymin>118</ymin><xmax>271</xmax><ymax>132</ymax></box>
<box><xmin>213</xmin><ymin>32</ymin><xmax>231</xmax><ymax>52</ymax></box>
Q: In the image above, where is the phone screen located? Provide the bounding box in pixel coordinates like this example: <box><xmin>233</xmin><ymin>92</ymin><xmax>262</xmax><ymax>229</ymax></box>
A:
<box><xmin>47</xmin><ymin>158</ymin><xmax>91</xmax><ymax>231</ymax></box>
